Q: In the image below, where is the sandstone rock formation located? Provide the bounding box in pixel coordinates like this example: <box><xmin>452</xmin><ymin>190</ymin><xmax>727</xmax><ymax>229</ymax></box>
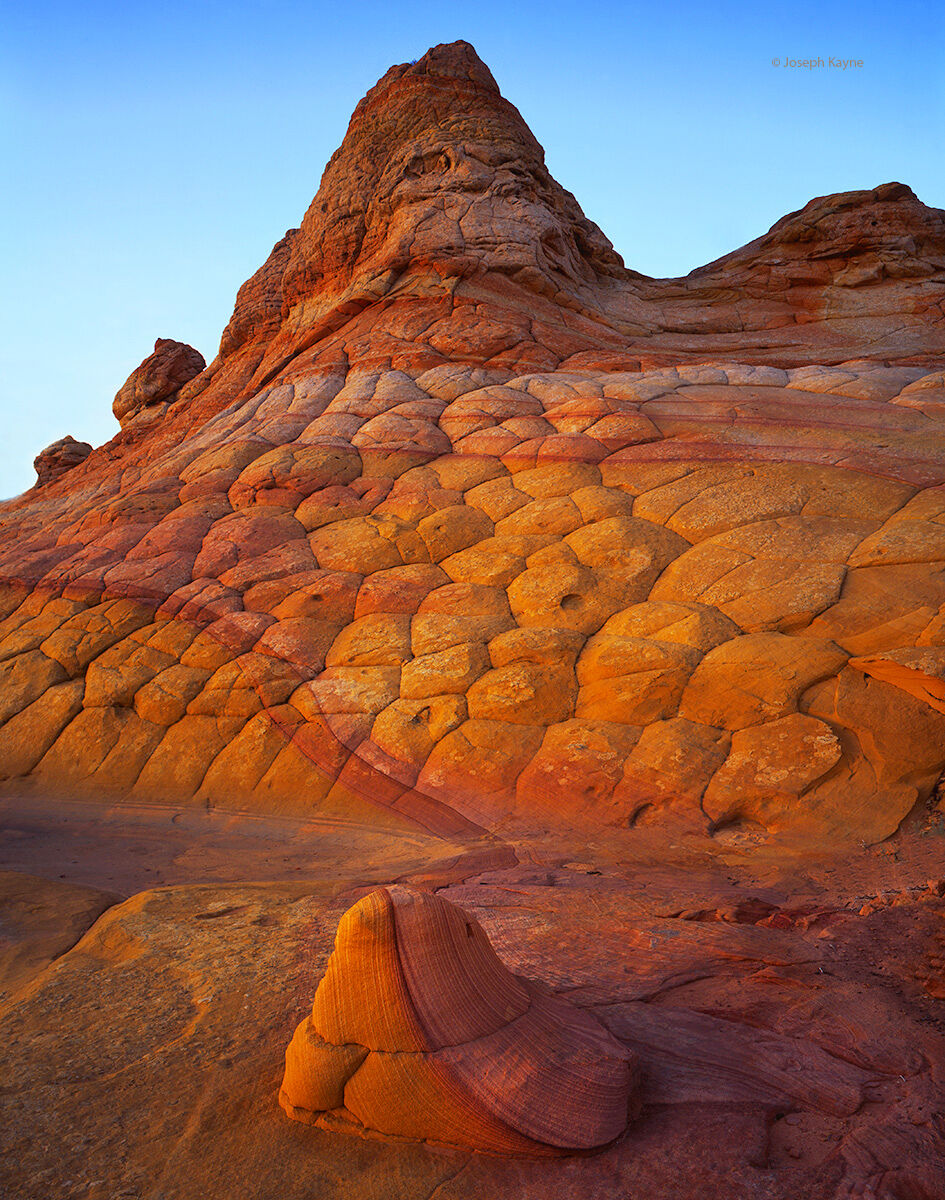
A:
<box><xmin>280</xmin><ymin>884</ymin><xmax>638</xmax><ymax>1154</ymax></box>
<box><xmin>32</xmin><ymin>435</ymin><xmax>92</xmax><ymax>486</ymax></box>
<box><xmin>1</xmin><ymin>41</ymin><xmax>944</xmax><ymax>847</ymax></box>
<box><xmin>113</xmin><ymin>338</ymin><xmax>206</xmax><ymax>427</ymax></box>
<box><xmin>4</xmin><ymin>842</ymin><xmax>945</xmax><ymax>1200</ymax></box>
<box><xmin>0</xmin><ymin>868</ymin><xmax>116</xmax><ymax>1002</ymax></box>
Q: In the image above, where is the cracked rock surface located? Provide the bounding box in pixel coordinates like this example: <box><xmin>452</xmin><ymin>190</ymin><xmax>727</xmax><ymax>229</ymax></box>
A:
<box><xmin>2</xmin><ymin>41</ymin><xmax>945</xmax><ymax>845</ymax></box>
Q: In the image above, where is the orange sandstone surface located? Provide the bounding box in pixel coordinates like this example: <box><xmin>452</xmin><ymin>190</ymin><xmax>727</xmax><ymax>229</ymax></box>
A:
<box><xmin>2</xmin><ymin>40</ymin><xmax>945</xmax><ymax>1200</ymax></box>
<box><xmin>280</xmin><ymin>885</ymin><xmax>639</xmax><ymax>1154</ymax></box>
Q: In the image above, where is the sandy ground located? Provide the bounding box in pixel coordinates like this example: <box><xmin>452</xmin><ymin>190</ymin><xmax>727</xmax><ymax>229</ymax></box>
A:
<box><xmin>3</xmin><ymin>786</ymin><xmax>944</xmax><ymax>904</ymax></box>
<box><xmin>0</xmin><ymin>789</ymin><xmax>517</xmax><ymax>896</ymax></box>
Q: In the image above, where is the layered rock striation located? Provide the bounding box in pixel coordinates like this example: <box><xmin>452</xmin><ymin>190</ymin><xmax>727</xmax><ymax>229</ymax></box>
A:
<box><xmin>280</xmin><ymin>885</ymin><xmax>639</xmax><ymax>1153</ymax></box>
<box><xmin>5</xmin><ymin>860</ymin><xmax>945</xmax><ymax>1199</ymax></box>
<box><xmin>1</xmin><ymin>42</ymin><xmax>945</xmax><ymax>844</ymax></box>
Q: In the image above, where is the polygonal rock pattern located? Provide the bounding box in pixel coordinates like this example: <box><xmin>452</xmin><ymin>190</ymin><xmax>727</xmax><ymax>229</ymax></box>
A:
<box><xmin>1</xmin><ymin>41</ymin><xmax>945</xmax><ymax>846</ymax></box>
<box><xmin>280</xmin><ymin>885</ymin><xmax>639</xmax><ymax>1153</ymax></box>
<box><xmin>4</xmin><ymin>362</ymin><xmax>945</xmax><ymax>845</ymax></box>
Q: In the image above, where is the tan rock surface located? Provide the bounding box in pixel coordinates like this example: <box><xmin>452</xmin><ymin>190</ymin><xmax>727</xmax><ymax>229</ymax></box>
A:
<box><xmin>0</xmin><ymin>869</ymin><xmax>116</xmax><ymax>1002</ymax></box>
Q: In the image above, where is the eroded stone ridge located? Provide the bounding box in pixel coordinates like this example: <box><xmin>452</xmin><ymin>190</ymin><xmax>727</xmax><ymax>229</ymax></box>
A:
<box><xmin>176</xmin><ymin>42</ymin><xmax>945</xmax><ymax>417</ymax></box>
<box><xmin>280</xmin><ymin>885</ymin><xmax>639</xmax><ymax>1153</ymax></box>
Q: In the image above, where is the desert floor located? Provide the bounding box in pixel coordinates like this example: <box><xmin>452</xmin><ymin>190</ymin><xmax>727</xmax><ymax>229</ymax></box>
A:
<box><xmin>1</xmin><ymin>790</ymin><xmax>944</xmax><ymax>1199</ymax></box>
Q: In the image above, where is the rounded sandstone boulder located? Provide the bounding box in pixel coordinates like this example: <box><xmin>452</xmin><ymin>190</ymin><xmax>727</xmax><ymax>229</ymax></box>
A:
<box><xmin>33</xmin><ymin>435</ymin><xmax>92</xmax><ymax>486</ymax></box>
<box><xmin>113</xmin><ymin>338</ymin><xmax>206</xmax><ymax>427</ymax></box>
<box><xmin>280</xmin><ymin>885</ymin><xmax>640</xmax><ymax>1154</ymax></box>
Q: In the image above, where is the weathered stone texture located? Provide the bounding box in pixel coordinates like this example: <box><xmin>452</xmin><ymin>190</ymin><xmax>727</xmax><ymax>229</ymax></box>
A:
<box><xmin>2</xmin><ymin>41</ymin><xmax>945</xmax><ymax>844</ymax></box>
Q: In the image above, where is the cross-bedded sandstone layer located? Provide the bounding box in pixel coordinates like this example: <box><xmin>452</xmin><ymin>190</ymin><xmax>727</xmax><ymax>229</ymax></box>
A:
<box><xmin>2</xmin><ymin>41</ymin><xmax>945</xmax><ymax>850</ymax></box>
<box><xmin>280</xmin><ymin>885</ymin><xmax>639</xmax><ymax>1153</ymax></box>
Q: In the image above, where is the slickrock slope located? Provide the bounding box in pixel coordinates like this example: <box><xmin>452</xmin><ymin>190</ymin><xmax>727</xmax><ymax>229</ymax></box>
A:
<box><xmin>0</xmin><ymin>869</ymin><xmax>116</xmax><ymax>1002</ymax></box>
<box><xmin>2</xmin><ymin>40</ymin><xmax>945</xmax><ymax>850</ymax></box>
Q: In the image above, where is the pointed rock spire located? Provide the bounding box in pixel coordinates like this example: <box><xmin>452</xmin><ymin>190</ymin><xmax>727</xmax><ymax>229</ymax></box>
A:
<box><xmin>282</xmin><ymin>40</ymin><xmax>624</xmax><ymax>302</ymax></box>
<box><xmin>218</xmin><ymin>41</ymin><xmax>624</xmax><ymax>365</ymax></box>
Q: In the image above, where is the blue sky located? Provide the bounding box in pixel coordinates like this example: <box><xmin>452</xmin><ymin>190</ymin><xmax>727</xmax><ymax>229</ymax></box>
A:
<box><xmin>1</xmin><ymin>0</ymin><xmax>942</xmax><ymax>497</ymax></box>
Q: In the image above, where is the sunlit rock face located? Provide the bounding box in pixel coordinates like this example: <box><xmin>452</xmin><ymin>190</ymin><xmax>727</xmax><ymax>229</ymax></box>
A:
<box><xmin>277</xmin><ymin>41</ymin><xmax>624</xmax><ymax>309</ymax></box>
<box><xmin>280</xmin><ymin>885</ymin><xmax>639</xmax><ymax>1153</ymax></box>
<box><xmin>2</xmin><ymin>41</ymin><xmax>945</xmax><ymax>845</ymax></box>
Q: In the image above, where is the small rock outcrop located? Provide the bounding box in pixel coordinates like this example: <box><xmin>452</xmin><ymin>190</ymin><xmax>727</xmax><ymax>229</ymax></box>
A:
<box><xmin>280</xmin><ymin>886</ymin><xmax>639</xmax><ymax>1154</ymax></box>
<box><xmin>113</xmin><ymin>338</ymin><xmax>206</xmax><ymax>427</ymax></box>
<box><xmin>32</xmin><ymin>435</ymin><xmax>92</xmax><ymax>486</ymax></box>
